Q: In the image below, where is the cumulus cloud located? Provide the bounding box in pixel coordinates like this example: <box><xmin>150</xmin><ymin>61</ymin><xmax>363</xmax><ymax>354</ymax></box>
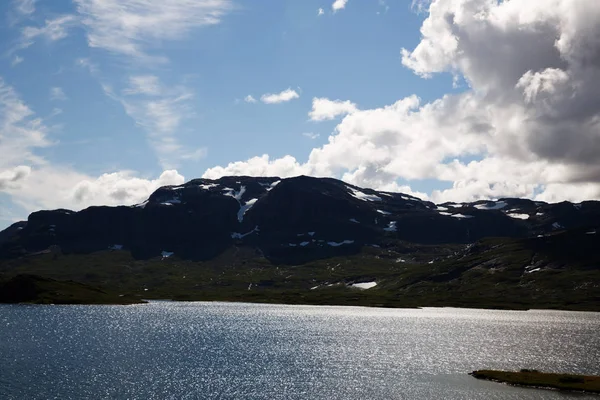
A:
<box><xmin>203</xmin><ymin>155</ymin><xmax>309</xmax><ymax>180</ymax></box>
<box><xmin>332</xmin><ymin>0</ymin><xmax>349</xmax><ymax>12</ymax></box>
<box><xmin>309</xmin><ymin>97</ymin><xmax>358</xmax><ymax>121</ymax></box>
<box><xmin>203</xmin><ymin>0</ymin><xmax>600</xmax><ymax>204</ymax></box>
<box><xmin>244</xmin><ymin>95</ymin><xmax>257</xmax><ymax>103</ymax></box>
<box><xmin>261</xmin><ymin>88</ymin><xmax>300</xmax><ymax>104</ymax></box>
<box><xmin>0</xmin><ymin>166</ymin><xmax>31</xmax><ymax>190</ymax></box>
<box><xmin>74</xmin><ymin>0</ymin><xmax>233</xmax><ymax>62</ymax></box>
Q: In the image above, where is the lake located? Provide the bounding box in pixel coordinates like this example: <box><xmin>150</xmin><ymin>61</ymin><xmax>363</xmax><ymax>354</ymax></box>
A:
<box><xmin>1</xmin><ymin>302</ymin><xmax>598</xmax><ymax>399</ymax></box>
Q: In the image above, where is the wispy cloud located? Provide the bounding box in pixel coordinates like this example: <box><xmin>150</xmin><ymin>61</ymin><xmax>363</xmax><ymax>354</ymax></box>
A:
<box><xmin>19</xmin><ymin>14</ymin><xmax>78</xmax><ymax>49</ymax></box>
<box><xmin>261</xmin><ymin>88</ymin><xmax>300</xmax><ymax>104</ymax></box>
<box><xmin>0</xmin><ymin>77</ymin><xmax>188</xmax><ymax>225</ymax></box>
<box><xmin>244</xmin><ymin>95</ymin><xmax>257</xmax><ymax>103</ymax></box>
<box><xmin>50</xmin><ymin>87</ymin><xmax>67</xmax><ymax>101</ymax></box>
<box><xmin>332</xmin><ymin>0</ymin><xmax>349</xmax><ymax>12</ymax></box>
<box><xmin>302</xmin><ymin>132</ymin><xmax>320</xmax><ymax>140</ymax></box>
<box><xmin>317</xmin><ymin>8</ymin><xmax>325</xmax><ymax>16</ymax></box>
<box><xmin>10</xmin><ymin>56</ymin><xmax>24</xmax><ymax>67</ymax></box>
<box><xmin>0</xmin><ymin>77</ymin><xmax>51</xmax><ymax>169</ymax></box>
<box><xmin>112</xmin><ymin>75</ymin><xmax>204</xmax><ymax>168</ymax></box>
<box><xmin>14</xmin><ymin>0</ymin><xmax>37</xmax><ymax>16</ymax></box>
<box><xmin>123</xmin><ymin>75</ymin><xmax>162</xmax><ymax>96</ymax></box>
<box><xmin>73</xmin><ymin>0</ymin><xmax>233</xmax><ymax>63</ymax></box>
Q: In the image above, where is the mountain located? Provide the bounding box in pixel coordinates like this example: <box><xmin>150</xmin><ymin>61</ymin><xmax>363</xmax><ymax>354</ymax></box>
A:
<box><xmin>1</xmin><ymin>175</ymin><xmax>599</xmax><ymax>309</ymax></box>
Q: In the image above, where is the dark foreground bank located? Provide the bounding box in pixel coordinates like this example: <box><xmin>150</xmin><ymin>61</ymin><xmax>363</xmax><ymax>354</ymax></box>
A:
<box><xmin>470</xmin><ymin>369</ymin><xmax>600</xmax><ymax>394</ymax></box>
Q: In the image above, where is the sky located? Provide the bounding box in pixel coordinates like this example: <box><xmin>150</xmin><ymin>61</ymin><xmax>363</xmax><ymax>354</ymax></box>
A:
<box><xmin>1</xmin><ymin>0</ymin><xmax>600</xmax><ymax>228</ymax></box>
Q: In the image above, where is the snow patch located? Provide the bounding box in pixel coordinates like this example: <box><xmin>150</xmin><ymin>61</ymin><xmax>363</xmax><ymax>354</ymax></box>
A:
<box><xmin>259</xmin><ymin>180</ymin><xmax>281</xmax><ymax>191</ymax></box>
<box><xmin>108</xmin><ymin>244</ymin><xmax>123</xmax><ymax>250</ymax></box>
<box><xmin>446</xmin><ymin>203</ymin><xmax>465</xmax><ymax>208</ymax></box>
<box><xmin>349</xmin><ymin>218</ymin><xmax>360</xmax><ymax>223</ymax></box>
<box><xmin>299</xmin><ymin>241</ymin><xmax>310</xmax><ymax>247</ymax></box>
<box><xmin>288</xmin><ymin>243</ymin><xmax>297</xmax><ymax>247</ymax></box>
<box><xmin>586</xmin><ymin>230</ymin><xmax>597</xmax><ymax>235</ymax></box>
<box><xmin>161</xmin><ymin>251</ymin><xmax>174</xmax><ymax>259</ymax></box>
<box><xmin>536</xmin><ymin>212</ymin><xmax>544</xmax><ymax>216</ymax></box>
<box><xmin>199</xmin><ymin>183</ymin><xmax>218</xmax><ymax>190</ymax></box>
<box><xmin>349</xmin><ymin>281</ymin><xmax>377</xmax><ymax>290</ymax></box>
<box><xmin>223</xmin><ymin>185</ymin><xmax>246</xmax><ymax>201</ymax></box>
<box><xmin>384</xmin><ymin>221</ymin><xmax>397</xmax><ymax>232</ymax></box>
<box><xmin>237</xmin><ymin>198</ymin><xmax>257</xmax><ymax>222</ymax></box>
<box><xmin>507</xmin><ymin>213</ymin><xmax>530</xmax><ymax>220</ymax></box>
<box><xmin>451</xmin><ymin>214</ymin><xmax>474</xmax><ymax>219</ymax></box>
<box><xmin>475</xmin><ymin>201</ymin><xmax>508</xmax><ymax>210</ymax></box>
<box><xmin>327</xmin><ymin>240</ymin><xmax>354</xmax><ymax>247</ymax></box>
<box><xmin>525</xmin><ymin>265</ymin><xmax>541</xmax><ymax>274</ymax></box>
<box><xmin>436</xmin><ymin>206</ymin><xmax>449</xmax><ymax>211</ymax></box>
<box><xmin>552</xmin><ymin>222</ymin><xmax>564</xmax><ymax>229</ymax></box>
<box><xmin>376</xmin><ymin>209</ymin><xmax>390</xmax><ymax>215</ymax></box>
<box><xmin>348</xmin><ymin>187</ymin><xmax>382</xmax><ymax>202</ymax></box>
<box><xmin>134</xmin><ymin>200</ymin><xmax>148</xmax><ymax>208</ymax></box>
<box><xmin>308</xmin><ymin>232</ymin><xmax>315</xmax><ymax>236</ymax></box>
<box><xmin>231</xmin><ymin>225</ymin><xmax>260</xmax><ymax>239</ymax></box>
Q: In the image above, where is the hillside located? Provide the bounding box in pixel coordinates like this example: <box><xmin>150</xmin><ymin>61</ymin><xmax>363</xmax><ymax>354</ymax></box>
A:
<box><xmin>1</xmin><ymin>176</ymin><xmax>599</xmax><ymax>309</ymax></box>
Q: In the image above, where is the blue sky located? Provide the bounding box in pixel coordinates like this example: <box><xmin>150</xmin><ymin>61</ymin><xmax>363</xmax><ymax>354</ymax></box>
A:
<box><xmin>1</xmin><ymin>0</ymin><xmax>599</xmax><ymax>228</ymax></box>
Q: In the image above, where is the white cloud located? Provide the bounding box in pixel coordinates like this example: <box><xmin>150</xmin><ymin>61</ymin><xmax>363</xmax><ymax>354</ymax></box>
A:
<box><xmin>318</xmin><ymin>8</ymin><xmax>325</xmax><ymax>16</ymax></box>
<box><xmin>203</xmin><ymin>155</ymin><xmax>309</xmax><ymax>180</ymax></box>
<box><xmin>203</xmin><ymin>0</ymin><xmax>600</xmax><ymax>204</ymax></box>
<box><xmin>332</xmin><ymin>0</ymin><xmax>349</xmax><ymax>12</ymax></box>
<box><xmin>74</xmin><ymin>0</ymin><xmax>233</xmax><ymax>63</ymax></box>
<box><xmin>114</xmin><ymin>75</ymin><xmax>201</xmax><ymax>168</ymax></box>
<box><xmin>0</xmin><ymin>76</ymin><xmax>186</xmax><ymax>225</ymax></box>
<box><xmin>0</xmin><ymin>166</ymin><xmax>31</xmax><ymax>190</ymax></box>
<box><xmin>14</xmin><ymin>0</ymin><xmax>37</xmax><ymax>16</ymax></box>
<box><xmin>309</xmin><ymin>97</ymin><xmax>358</xmax><ymax>121</ymax></box>
<box><xmin>123</xmin><ymin>75</ymin><xmax>162</xmax><ymax>96</ymax></box>
<box><xmin>260</xmin><ymin>88</ymin><xmax>300</xmax><ymax>104</ymax></box>
<box><xmin>10</xmin><ymin>56</ymin><xmax>24</xmax><ymax>67</ymax></box>
<box><xmin>50</xmin><ymin>87</ymin><xmax>67</xmax><ymax>101</ymax></box>
<box><xmin>244</xmin><ymin>95</ymin><xmax>257</xmax><ymax>103</ymax></box>
<box><xmin>6</xmin><ymin>167</ymin><xmax>185</xmax><ymax>215</ymax></box>
<box><xmin>303</xmin><ymin>132</ymin><xmax>320</xmax><ymax>140</ymax></box>
<box><xmin>20</xmin><ymin>14</ymin><xmax>77</xmax><ymax>48</ymax></box>
<box><xmin>0</xmin><ymin>77</ymin><xmax>51</xmax><ymax>169</ymax></box>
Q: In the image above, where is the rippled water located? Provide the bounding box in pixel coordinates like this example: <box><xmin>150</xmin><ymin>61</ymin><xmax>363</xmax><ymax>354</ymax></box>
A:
<box><xmin>1</xmin><ymin>302</ymin><xmax>599</xmax><ymax>399</ymax></box>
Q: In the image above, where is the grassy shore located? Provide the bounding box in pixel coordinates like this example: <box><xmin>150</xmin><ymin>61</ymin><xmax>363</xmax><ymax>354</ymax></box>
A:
<box><xmin>470</xmin><ymin>369</ymin><xmax>600</xmax><ymax>394</ymax></box>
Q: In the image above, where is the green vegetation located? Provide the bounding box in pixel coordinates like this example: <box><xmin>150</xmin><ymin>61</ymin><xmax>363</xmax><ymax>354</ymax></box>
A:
<box><xmin>0</xmin><ymin>231</ymin><xmax>598</xmax><ymax>309</ymax></box>
<box><xmin>470</xmin><ymin>369</ymin><xmax>600</xmax><ymax>394</ymax></box>
<box><xmin>0</xmin><ymin>274</ymin><xmax>143</xmax><ymax>305</ymax></box>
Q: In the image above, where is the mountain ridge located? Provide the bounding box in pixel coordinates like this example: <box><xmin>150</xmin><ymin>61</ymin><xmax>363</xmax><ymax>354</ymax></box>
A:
<box><xmin>1</xmin><ymin>175</ymin><xmax>598</xmax><ymax>309</ymax></box>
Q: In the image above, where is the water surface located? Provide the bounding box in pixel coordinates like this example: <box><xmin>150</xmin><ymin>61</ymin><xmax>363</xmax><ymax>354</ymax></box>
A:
<box><xmin>1</xmin><ymin>302</ymin><xmax>598</xmax><ymax>399</ymax></box>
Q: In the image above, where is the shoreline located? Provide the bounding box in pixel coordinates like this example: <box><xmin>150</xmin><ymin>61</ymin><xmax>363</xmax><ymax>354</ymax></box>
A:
<box><xmin>3</xmin><ymin>298</ymin><xmax>600</xmax><ymax>314</ymax></box>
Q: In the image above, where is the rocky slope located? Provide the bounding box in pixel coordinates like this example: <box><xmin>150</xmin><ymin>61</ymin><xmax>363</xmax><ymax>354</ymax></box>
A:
<box><xmin>2</xmin><ymin>175</ymin><xmax>599</xmax><ymax>262</ymax></box>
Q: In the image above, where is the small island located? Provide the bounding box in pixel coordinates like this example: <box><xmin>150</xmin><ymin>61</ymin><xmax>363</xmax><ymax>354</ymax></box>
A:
<box><xmin>471</xmin><ymin>369</ymin><xmax>600</xmax><ymax>394</ymax></box>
